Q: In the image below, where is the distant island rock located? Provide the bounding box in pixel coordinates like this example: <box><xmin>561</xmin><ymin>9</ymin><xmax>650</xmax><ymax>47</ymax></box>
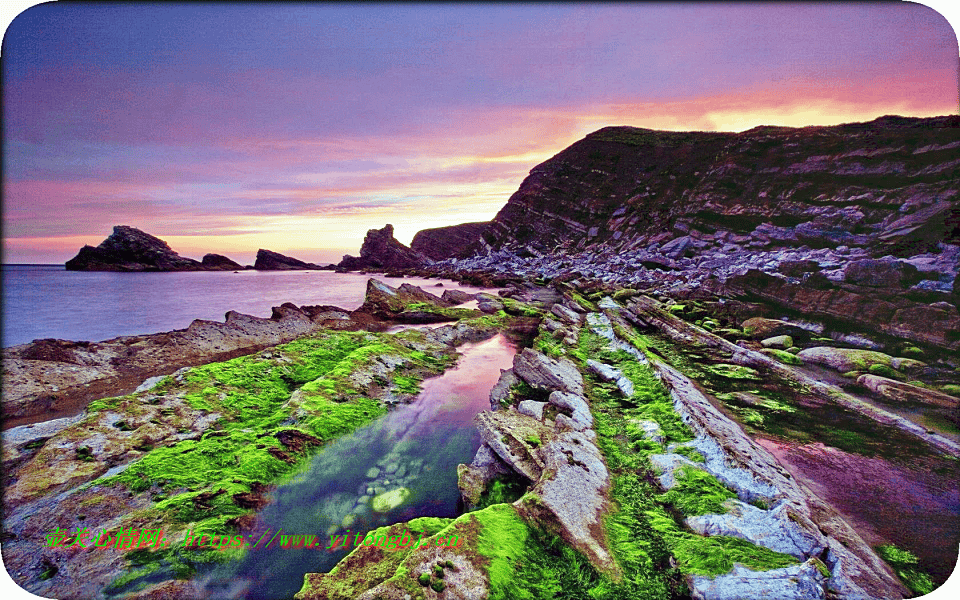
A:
<box><xmin>254</xmin><ymin>249</ymin><xmax>325</xmax><ymax>270</ymax></box>
<box><xmin>201</xmin><ymin>253</ymin><xmax>244</xmax><ymax>270</ymax></box>
<box><xmin>337</xmin><ymin>224</ymin><xmax>429</xmax><ymax>272</ymax></box>
<box><xmin>64</xmin><ymin>225</ymin><xmax>212</xmax><ymax>271</ymax></box>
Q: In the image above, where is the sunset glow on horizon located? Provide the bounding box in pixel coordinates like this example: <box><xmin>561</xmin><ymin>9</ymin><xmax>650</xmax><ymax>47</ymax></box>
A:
<box><xmin>3</xmin><ymin>2</ymin><xmax>958</xmax><ymax>265</ymax></box>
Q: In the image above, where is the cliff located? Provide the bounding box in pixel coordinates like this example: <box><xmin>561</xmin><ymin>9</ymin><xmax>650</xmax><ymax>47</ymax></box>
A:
<box><xmin>476</xmin><ymin>115</ymin><xmax>958</xmax><ymax>256</ymax></box>
<box><xmin>411</xmin><ymin>221</ymin><xmax>489</xmax><ymax>260</ymax></box>
<box><xmin>422</xmin><ymin>115</ymin><xmax>960</xmax><ymax>352</ymax></box>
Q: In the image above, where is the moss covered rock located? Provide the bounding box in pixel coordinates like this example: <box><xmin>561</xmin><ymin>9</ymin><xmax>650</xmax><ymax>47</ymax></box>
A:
<box><xmin>796</xmin><ymin>347</ymin><xmax>893</xmax><ymax>373</ymax></box>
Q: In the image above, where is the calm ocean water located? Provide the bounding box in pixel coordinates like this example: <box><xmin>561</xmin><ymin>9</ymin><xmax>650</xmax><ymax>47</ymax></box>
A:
<box><xmin>1</xmin><ymin>265</ymin><xmax>492</xmax><ymax>348</ymax></box>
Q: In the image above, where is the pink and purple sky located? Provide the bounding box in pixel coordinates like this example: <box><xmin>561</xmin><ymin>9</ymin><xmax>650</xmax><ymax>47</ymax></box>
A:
<box><xmin>2</xmin><ymin>2</ymin><xmax>958</xmax><ymax>265</ymax></box>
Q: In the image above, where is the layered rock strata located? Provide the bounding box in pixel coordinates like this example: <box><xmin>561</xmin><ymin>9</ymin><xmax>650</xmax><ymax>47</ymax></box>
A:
<box><xmin>410</xmin><ymin>221</ymin><xmax>488</xmax><ymax>260</ymax></box>
<box><xmin>585</xmin><ymin>301</ymin><xmax>910</xmax><ymax>599</ymax></box>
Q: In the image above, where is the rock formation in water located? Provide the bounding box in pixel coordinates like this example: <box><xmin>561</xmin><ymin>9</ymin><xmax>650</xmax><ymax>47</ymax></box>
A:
<box><xmin>64</xmin><ymin>226</ymin><xmax>249</xmax><ymax>272</ymax></box>
<box><xmin>337</xmin><ymin>224</ymin><xmax>429</xmax><ymax>272</ymax></box>
<box><xmin>253</xmin><ymin>248</ymin><xmax>324</xmax><ymax>270</ymax></box>
<box><xmin>65</xmin><ymin>225</ymin><xmax>205</xmax><ymax>271</ymax></box>
<box><xmin>201</xmin><ymin>253</ymin><xmax>244</xmax><ymax>270</ymax></box>
<box><xmin>410</xmin><ymin>221</ymin><xmax>489</xmax><ymax>260</ymax></box>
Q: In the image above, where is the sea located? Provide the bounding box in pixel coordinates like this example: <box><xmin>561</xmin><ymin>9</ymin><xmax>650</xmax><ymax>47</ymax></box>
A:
<box><xmin>1</xmin><ymin>264</ymin><xmax>493</xmax><ymax>348</ymax></box>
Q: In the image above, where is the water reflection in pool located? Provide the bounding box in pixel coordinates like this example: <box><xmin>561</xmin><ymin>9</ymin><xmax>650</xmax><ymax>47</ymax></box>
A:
<box><xmin>202</xmin><ymin>333</ymin><xmax>517</xmax><ymax>599</ymax></box>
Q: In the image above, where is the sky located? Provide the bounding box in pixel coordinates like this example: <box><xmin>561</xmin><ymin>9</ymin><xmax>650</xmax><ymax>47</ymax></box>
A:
<box><xmin>2</xmin><ymin>2</ymin><xmax>959</xmax><ymax>266</ymax></box>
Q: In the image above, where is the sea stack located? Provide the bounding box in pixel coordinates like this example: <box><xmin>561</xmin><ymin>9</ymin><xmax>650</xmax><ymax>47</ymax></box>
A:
<box><xmin>65</xmin><ymin>225</ymin><xmax>204</xmax><ymax>271</ymax></box>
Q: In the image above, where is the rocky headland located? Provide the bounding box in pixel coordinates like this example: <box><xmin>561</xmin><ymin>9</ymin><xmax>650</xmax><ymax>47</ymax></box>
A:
<box><xmin>6</xmin><ymin>115</ymin><xmax>959</xmax><ymax>600</ymax></box>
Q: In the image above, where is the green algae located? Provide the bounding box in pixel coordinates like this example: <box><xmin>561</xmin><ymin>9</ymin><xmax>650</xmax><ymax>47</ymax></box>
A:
<box><xmin>867</xmin><ymin>363</ymin><xmax>900</xmax><ymax>379</ymax></box>
<box><xmin>645</xmin><ymin>506</ymin><xmax>798</xmax><ymax>576</ymax></box>
<box><xmin>499</xmin><ymin>297</ymin><xmax>544</xmax><ymax>317</ymax></box>
<box><xmin>400</xmin><ymin>302</ymin><xmax>481</xmax><ymax>321</ymax></box>
<box><xmin>657</xmin><ymin>465</ymin><xmax>737</xmax><ymax>516</ymax></box>
<box><xmin>875</xmin><ymin>544</ymin><xmax>935</xmax><ymax>596</ymax></box>
<box><xmin>583</xmin><ymin>317</ymin><xmax>801</xmax><ymax>583</ymax></box>
<box><xmin>474</xmin><ymin>503</ymin><xmax>532</xmax><ymax>597</ymax></box>
<box><xmin>79</xmin><ymin>327</ymin><xmax>460</xmax><ymax>592</ymax></box>
<box><xmin>703</xmin><ymin>363</ymin><xmax>761</xmax><ymax>381</ymax></box>
<box><xmin>472</xmin><ymin>477</ymin><xmax>527</xmax><ymax>511</ymax></box>
<box><xmin>763</xmin><ymin>348</ymin><xmax>803</xmax><ymax>365</ymax></box>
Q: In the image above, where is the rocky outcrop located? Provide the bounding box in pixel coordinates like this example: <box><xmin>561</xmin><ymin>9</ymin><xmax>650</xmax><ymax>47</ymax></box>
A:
<box><xmin>65</xmin><ymin>225</ymin><xmax>204</xmax><ymax>271</ymax></box>
<box><xmin>337</xmin><ymin>224</ymin><xmax>429</xmax><ymax>271</ymax></box>
<box><xmin>410</xmin><ymin>221</ymin><xmax>489</xmax><ymax>260</ymax></box>
<box><xmin>857</xmin><ymin>374</ymin><xmax>959</xmax><ymax>409</ymax></box>
<box><xmin>349</xmin><ymin>278</ymin><xmax>481</xmax><ymax>326</ymax></box>
<box><xmin>512</xmin><ymin>348</ymin><xmax>585</xmax><ymax>395</ymax></box>
<box><xmin>1</xmin><ymin>302</ymin><xmax>373</xmax><ymax>425</ymax></box>
<box><xmin>588</xmin><ymin>302</ymin><xmax>911</xmax><ymax>599</ymax></box>
<box><xmin>253</xmin><ymin>249</ymin><xmax>323</xmax><ymax>270</ymax></box>
<box><xmin>201</xmin><ymin>253</ymin><xmax>244</xmax><ymax>270</ymax></box>
<box><xmin>721</xmin><ymin>269</ymin><xmax>960</xmax><ymax>351</ymax></box>
<box><xmin>478</xmin><ymin>115</ymin><xmax>959</xmax><ymax>256</ymax></box>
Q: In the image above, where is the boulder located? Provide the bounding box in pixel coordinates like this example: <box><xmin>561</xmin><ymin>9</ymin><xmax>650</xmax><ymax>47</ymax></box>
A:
<box><xmin>440</xmin><ymin>289</ymin><xmax>476</xmax><ymax>305</ymax></box>
<box><xmin>475</xmin><ymin>293</ymin><xmax>505</xmax><ymax>314</ymax></box>
<box><xmin>760</xmin><ymin>335</ymin><xmax>793</xmax><ymax>350</ymax></box>
<box><xmin>254</xmin><ymin>249</ymin><xmax>323</xmax><ymax>270</ymax></box>
<box><xmin>778</xmin><ymin>259</ymin><xmax>820</xmax><ymax>277</ymax></box>
<box><xmin>548</xmin><ymin>391</ymin><xmax>593</xmax><ymax>431</ymax></box>
<box><xmin>687</xmin><ymin>499</ymin><xmax>825</xmax><ymax>559</ymax></box>
<box><xmin>65</xmin><ymin>225</ymin><xmax>203</xmax><ymax>271</ymax></box>
<box><xmin>516</xmin><ymin>430</ymin><xmax>617</xmax><ymax>576</ymax></box>
<box><xmin>513</xmin><ymin>349</ymin><xmax>585</xmax><ymax>395</ymax></box>
<box><xmin>474</xmin><ymin>410</ymin><xmax>551</xmax><ymax>481</ymax></box>
<box><xmin>741</xmin><ymin>317</ymin><xmax>810</xmax><ymax>340</ymax></box>
<box><xmin>550</xmin><ymin>303</ymin><xmax>583</xmax><ymax>326</ymax></box>
<box><xmin>857</xmin><ymin>374</ymin><xmax>959</xmax><ymax>408</ymax></box>
<box><xmin>629</xmin><ymin>419</ymin><xmax>664</xmax><ymax>445</ymax></box>
<box><xmin>456</xmin><ymin>444</ymin><xmax>515</xmax><ymax>506</ymax></box>
<box><xmin>517</xmin><ymin>400</ymin><xmax>547</xmax><ymax>421</ymax></box>
<box><xmin>489</xmin><ymin>368</ymin><xmax>519</xmax><ymax>409</ymax></box>
<box><xmin>355</xmin><ymin>278</ymin><xmax>451</xmax><ymax>318</ymax></box>
<box><xmin>843</xmin><ymin>257</ymin><xmax>922</xmax><ymax>288</ymax></box>
<box><xmin>796</xmin><ymin>347</ymin><xmax>893</xmax><ymax>373</ymax></box>
<box><xmin>661</xmin><ymin>236</ymin><xmax>694</xmax><ymax>259</ymax></box>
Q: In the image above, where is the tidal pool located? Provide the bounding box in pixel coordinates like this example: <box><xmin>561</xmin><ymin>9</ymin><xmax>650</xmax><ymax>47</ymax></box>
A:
<box><xmin>200</xmin><ymin>333</ymin><xmax>517</xmax><ymax>599</ymax></box>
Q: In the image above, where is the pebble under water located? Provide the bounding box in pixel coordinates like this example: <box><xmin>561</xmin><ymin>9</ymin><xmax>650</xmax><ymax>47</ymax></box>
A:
<box><xmin>200</xmin><ymin>333</ymin><xmax>517</xmax><ymax>599</ymax></box>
